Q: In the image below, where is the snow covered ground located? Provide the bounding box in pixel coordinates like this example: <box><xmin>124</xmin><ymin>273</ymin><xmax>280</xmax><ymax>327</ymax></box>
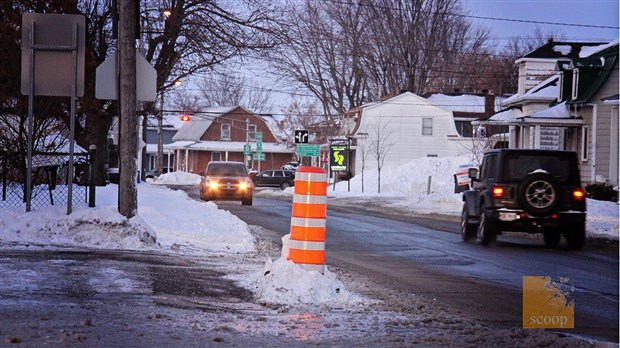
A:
<box><xmin>0</xmin><ymin>155</ymin><xmax>617</xmax><ymax>345</ymax></box>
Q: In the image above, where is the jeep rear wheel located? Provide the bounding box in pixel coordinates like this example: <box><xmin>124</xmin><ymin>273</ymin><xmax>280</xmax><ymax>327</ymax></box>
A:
<box><xmin>564</xmin><ymin>221</ymin><xmax>586</xmax><ymax>250</ymax></box>
<box><xmin>477</xmin><ymin>210</ymin><xmax>497</xmax><ymax>246</ymax></box>
<box><xmin>460</xmin><ymin>204</ymin><xmax>477</xmax><ymax>242</ymax></box>
<box><xmin>518</xmin><ymin>173</ymin><xmax>559</xmax><ymax>216</ymax></box>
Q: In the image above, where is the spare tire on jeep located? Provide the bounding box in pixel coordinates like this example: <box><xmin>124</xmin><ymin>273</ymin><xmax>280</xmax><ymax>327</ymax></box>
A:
<box><xmin>517</xmin><ymin>172</ymin><xmax>559</xmax><ymax>216</ymax></box>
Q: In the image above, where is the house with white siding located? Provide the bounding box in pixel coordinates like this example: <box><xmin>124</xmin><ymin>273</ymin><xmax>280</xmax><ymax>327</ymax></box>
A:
<box><xmin>343</xmin><ymin>92</ymin><xmax>470</xmax><ymax>174</ymax></box>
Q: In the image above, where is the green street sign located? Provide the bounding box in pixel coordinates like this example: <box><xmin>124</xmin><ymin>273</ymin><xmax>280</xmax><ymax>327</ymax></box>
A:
<box><xmin>244</xmin><ymin>143</ymin><xmax>251</xmax><ymax>155</ymax></box>
<box><xmin>256</xmin><ymin>132</ymin><xmax>263</xmax><ymax>141</ymax></box>
<box><xmin>256</xmin><ymin>142</ymin><xmax>262</xmax><ymax>152</ymax></box>
<box><xmin>296</xmin><ymin>144</ymin><xmax>320</xmax><ymax>157</ymax></box>
<box><xmin>252</xmin><ymin>152</ymin><xmax>265</xmax><ymax>161</ymax></box>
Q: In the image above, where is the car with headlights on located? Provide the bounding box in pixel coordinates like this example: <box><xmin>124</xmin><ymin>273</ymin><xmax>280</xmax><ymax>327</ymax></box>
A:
<box><xmin>199</xmin><ymin>161</ymin><xmax>253</xmax><ymax>205</ymax></box>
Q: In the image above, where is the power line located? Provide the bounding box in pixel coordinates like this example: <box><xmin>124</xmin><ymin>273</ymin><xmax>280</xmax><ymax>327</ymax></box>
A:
<box><xmin>320</xmin><ymin>0</ymin><xmax>619</xmax><ymax>30</ymax></box>
<box><xmin>181</xmin><ymin>63</ymin><xmax>618</xmax><ymax>101</ymax></box>
<box><xmin>456</xmin><ymin>14</ymin><xmax>618</xmax><ymax>30</ymax></box>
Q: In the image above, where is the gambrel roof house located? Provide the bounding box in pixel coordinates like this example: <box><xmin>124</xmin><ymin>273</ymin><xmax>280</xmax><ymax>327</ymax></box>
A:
<box><xmin>482</xmin><ymin>39</ymin><xmax>619</xmax><ymax>186</ymax></box>
<box><xmin>164</xmin><ymin>106</ymin><xmax>293</xmax><ymax>174</ymax></box>
<box><xmin>343</xmin><ymin>92</ymin><xmax>471</xmax><ymax>175</ymax></box>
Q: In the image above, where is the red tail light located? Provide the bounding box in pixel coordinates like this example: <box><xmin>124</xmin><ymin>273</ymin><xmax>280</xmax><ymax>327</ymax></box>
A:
<box><xmin>492</xmin><ymin>186</ymin><xmax>505</xmax><ymax>199</ymax></box>
<box><xmin>573</xmin><ymin>188</ymin><xmax>585</xmax><ymax>201</ymax></box>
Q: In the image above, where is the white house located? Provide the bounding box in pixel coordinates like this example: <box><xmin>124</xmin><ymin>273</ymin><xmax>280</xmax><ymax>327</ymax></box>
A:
<box><xmin>344</xmin><ymin>92</ymin><xmax>469</xmax><ymax>174</ymax></box>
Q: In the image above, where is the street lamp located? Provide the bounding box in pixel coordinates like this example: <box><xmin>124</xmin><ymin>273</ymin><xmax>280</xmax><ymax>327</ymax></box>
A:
<box><xmin>139</xmin><ymin>7</ymin><xmax>170</xmax><ymax>179</ymax></box>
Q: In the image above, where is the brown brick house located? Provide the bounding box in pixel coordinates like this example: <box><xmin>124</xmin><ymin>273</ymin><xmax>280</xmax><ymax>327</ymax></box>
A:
<box><xmin>164</xmin><ymin>106</ymin><xmax>293</xmax><ymax>174</ymax></box>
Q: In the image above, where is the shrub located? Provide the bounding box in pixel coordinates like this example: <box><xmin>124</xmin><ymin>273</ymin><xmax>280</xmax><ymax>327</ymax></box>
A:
<box><xmin>585</xmin><ymin>182</ymin><xmax>618</xmax><ymax>202</ymax></box>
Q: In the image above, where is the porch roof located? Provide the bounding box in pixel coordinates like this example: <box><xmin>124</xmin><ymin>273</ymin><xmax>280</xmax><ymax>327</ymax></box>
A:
<box><xmin>475</xmin><ymin>102</ymin><xmax>583</xmax><ymax>127</ymax></box>
<box><xmin>164</xmin><ymin>140</ymin><xmax>293</xmax><ymax>154</ymax></box>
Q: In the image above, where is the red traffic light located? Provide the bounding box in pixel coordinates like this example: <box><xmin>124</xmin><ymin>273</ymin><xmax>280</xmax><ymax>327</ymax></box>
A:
<box><xmin>180</xmin><ymin>114</ymin><xmax>192</xmax><ymax>122</ymax></box>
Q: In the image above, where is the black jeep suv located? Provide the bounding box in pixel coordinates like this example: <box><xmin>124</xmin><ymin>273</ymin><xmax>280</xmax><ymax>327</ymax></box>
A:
<box><xmin>461</xmin><ymin>149</ymin><xmax>586</xmax><ymax>249</ymax></box>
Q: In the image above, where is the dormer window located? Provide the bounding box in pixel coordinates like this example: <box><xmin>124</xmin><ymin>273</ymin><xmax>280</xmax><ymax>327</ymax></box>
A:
<box><xmin>571</xmin><ymin>68</ymin><xmax>579</xmax><ymax>100</ymax></box>
<box><xmin>221</xmin><ymin>124</ymin><xmax>231</xmax><ymax>140</ymax></box>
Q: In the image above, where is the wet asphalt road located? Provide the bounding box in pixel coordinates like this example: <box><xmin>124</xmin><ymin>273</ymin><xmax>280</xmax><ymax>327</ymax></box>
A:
<box><xmin>1</xmin><ymin>186</ymin><xmax>617</xmax><ymax>345</ymax></box>
<box><xmin>199</xmin><ymin>188</ymin><xmax>619</xmax><ymax>343</ymax></box>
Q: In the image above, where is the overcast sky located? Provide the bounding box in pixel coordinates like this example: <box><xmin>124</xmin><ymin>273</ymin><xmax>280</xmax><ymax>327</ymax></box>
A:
<box><xmin>464</xmin><ymin>0</ymin><xmax>619</xmax><ymax>42</ymax></box>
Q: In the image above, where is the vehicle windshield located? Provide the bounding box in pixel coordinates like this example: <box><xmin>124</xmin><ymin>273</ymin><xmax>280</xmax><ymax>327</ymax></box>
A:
<box><xmin>207</xmin><ymin>163</ymin><xmax>247</xmax><ymax>176</ymax></box>
<box><xmin>502</xmin><ymin>153</ymin><xmax>578</xmax><ymax>183</ymax></box>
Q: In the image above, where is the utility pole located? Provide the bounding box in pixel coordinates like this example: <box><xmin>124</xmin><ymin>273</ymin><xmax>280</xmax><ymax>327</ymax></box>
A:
<box><xmin>246</xmin><ymin>118</ymin><xmax>250</xmax><ymax>169</ymax></box>
<box><xmin>118</xmin><ymin>0</ymin><xmax>138</xmax><ymax>218</ymax></box>
<box><xmin>157</xmin><ymin>90</ymin><xmax>164</xmax><ymax>176</ymax></box>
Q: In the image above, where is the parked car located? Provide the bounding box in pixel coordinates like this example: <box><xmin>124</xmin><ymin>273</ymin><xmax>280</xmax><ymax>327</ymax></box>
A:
<box><xmin>252</xmin><ymin>170</ymin><xmax>295</xmax><ymax>190</ymax></box>
<box><xmin>145</xmin><ymin>167</ymin><xmax>171</xmax><ymax>179</ymax></box>
<box><xmin>461</xmin><ymin>149</ymin><xmax>586</xmax><ymax>249</ymax></box>
<box><xmin>199</xmin><ymin>161</ymin><xmax>253</xmax><ymax>205</ymax></box>
<box><xmin>107</xmin><ymin>167</ymin><xmax>119</xmax><ymax>184</ymax></box>
<box><xmin>281</xmin><ymin>161</ymin><xmax>300</xmax><ymax>172</ymax></box>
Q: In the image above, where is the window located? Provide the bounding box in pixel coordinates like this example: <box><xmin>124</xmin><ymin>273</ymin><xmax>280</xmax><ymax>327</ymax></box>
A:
<box><xmin>581</xmin><ymin>126</ymin><xmax>589</xmax><ymax>162</ymax></box>
<box><xmin>571</xmin><ymin>68</ymin><xmax>579</xmax><ymax>101</ymax></box>
<box><xmin>558</xmin><ymin>71</ymin><xmax>565</xmax><ymax>102</ymax></box>
<box><xmin>211</xmin><ymin>152</ymin><xmax>222</xmax><ymax>161</ymax></box>
<box><xmin>248</xmin><ymin>124</ymin><xmax>257</xmax><ymax>141</ymax></box>
<box><xmin>502</xmin><ymin>153</ymin><xmax>578</xmax><ymax>184</ymax></box>
<box><xmin>422</xmin><ymin>118</ymin><xmax>433</xmax><ymax>135</ymax></box>
<box><xmin>221</xmin><ymin>124</ymin><xmax>231</xmax><ymax>140</ymax></box>
<box><xmin>454</xmin><ymin>120</ymin><xmax>473</xmax><ymax>137</ymax></box>
<box><xmin>481</xmin><ymin>154</ymin><xmax>497</xmax><ymax>180</ymax></box>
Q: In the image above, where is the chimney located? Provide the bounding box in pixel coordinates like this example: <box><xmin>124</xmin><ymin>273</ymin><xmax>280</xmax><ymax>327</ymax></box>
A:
<box><xmin>484</xmin><ymin>92</ymin><xmax>496</xmax><ymax>117</ymax></box>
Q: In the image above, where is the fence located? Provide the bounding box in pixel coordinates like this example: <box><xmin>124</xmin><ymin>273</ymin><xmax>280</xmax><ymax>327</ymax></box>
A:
<box><xmin>1</xmin><ymin>151</ymin><xmax>89</xmax><ymax>211</ymax></box>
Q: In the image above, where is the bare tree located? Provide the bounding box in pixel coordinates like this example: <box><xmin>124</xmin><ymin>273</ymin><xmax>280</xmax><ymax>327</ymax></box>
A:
<box><xmin>463</xmin><ymin>27</ymin><xmax>568</xmax><ymax>96</ymax></box>
<box><xmin>368</xmin><ymin>120</ymin><xmax>394</xmax><ymax>193</ymax></box>
<box><xmin>271</xmin><ymin>0</ymin><xmax>493</xmax><ymax>130</ymax></box>
<box><xmin>167</xmin><ymin>86</ymin><xmax>204</xmax><ymax>118</ymax></box>
<box><xmin>277</xmin><ymin>100</ymin><xmax>322</xmax><ymax>149</ymax></box>
<box><xmin>140</xmin><ymin>0</ymin><xmax>283</xmax><ymax>93</ymax></box>
<box><xmin>270</xmin><ymin>0</ymin><xmax>369</xmax><ymax>117</ymax></box>
<box><xmin>194</xmin><ymin>72</ymin><xmax>273</xmax><ymax>113</ymax></box>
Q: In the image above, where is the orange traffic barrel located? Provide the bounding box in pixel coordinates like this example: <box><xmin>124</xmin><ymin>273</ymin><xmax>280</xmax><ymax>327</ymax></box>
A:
<box><xmin>288</xmin><ymin>166</ymin><xmax>328</xmax><ymax>273</ymax></box>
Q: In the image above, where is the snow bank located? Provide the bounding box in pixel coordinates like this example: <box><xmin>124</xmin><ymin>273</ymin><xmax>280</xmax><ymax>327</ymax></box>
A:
<box><xmin>148</xmin><ymin>171</ymin><xmax>202</xmax><ymax>185</ymax></box>
<box><xmin>0</xmin><ymin>183</ymin><xmax>255</xmax><ymax>254</ymax></box>
<box><xmin>238</xmin><ymin>257</ymin><xmax>368</xmax><ymax>308</ymax></box>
